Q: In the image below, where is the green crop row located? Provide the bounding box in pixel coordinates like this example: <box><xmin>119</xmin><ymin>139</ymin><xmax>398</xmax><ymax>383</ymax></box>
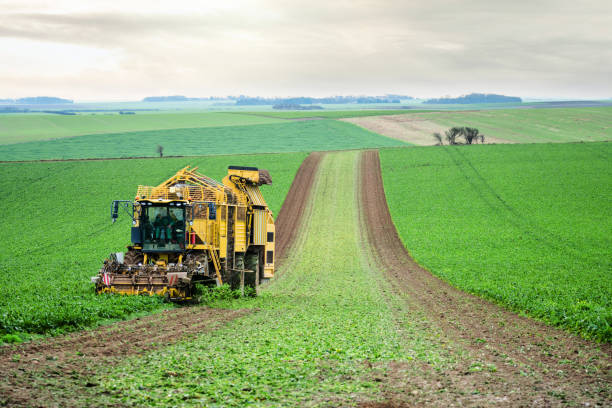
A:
<box><xmin>0</xmin><ymin>119</ymin><xmax>407</xmax><ymax>161</ymax></box>
<box><xmin>0</xmin><ymin>152</ymin><xmax>306</xmax><ymax>340</ymax></box>
<box><xmin>380</xmin><ymin>142</ymin><xmax>611</xmax><ymax>341</ymax></box>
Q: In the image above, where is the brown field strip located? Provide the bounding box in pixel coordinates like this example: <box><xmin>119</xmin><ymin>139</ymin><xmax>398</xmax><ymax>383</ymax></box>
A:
<box><xmin>344</xmin><ymin>114</ymin><xmax>514</xmax><ymax>145</ymax></box>
<box><xmin>358</xmin><ymin>149</ymin><xmax>611</xmax><ymax>406</ymax></box>
<box><xmin>274</xmin><ymin>151</ymin><xmax>323</xmax><ymax>265</ymax></box>
<box><xmin>0</xmin><ymin>307</ymin><xmax>249</xmax><ymax>407</ymax></box>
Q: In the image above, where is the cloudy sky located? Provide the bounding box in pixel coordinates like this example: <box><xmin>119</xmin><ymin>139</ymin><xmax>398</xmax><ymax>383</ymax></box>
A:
<box><xmin>1</xmin><ymin>0</ymin><xmax>611</xmax><ymax>101</ymax></box>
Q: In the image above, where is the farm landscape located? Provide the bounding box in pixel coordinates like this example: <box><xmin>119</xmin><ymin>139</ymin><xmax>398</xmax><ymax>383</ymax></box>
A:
<box><xmin>2</xmin><ymin>2</ymin><xmax>612</xmax><ymax>406</ymax></box>
<box><xmin>0</xmin><ymin>104</ymin><xmax>610</xmax><ymax>406</ymax></box>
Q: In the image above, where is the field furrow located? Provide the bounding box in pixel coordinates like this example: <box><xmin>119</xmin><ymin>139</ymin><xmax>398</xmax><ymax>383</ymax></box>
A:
<box><xmin>274</xmin><ymin>152</ymin><xmax>323</xmax><ymax>265</ymax></box>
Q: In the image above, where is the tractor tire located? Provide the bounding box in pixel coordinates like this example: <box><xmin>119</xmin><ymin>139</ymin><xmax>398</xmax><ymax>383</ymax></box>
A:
<box><xmin>124</xmin><ymin>250</ymin><xmax>144</xmax><ymax>266</ymax></box>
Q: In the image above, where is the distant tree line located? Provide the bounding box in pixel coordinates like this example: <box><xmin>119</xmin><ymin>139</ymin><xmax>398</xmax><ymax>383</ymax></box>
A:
<box><xmin>235</xmin><ymin>95</ymin><xmax>412</xmax><ymax>106</ymax></box>
<box><xmin>141</xmin><ymin>95</ymin><xmax>415</xmax><ymax>104</ymax></box>
<box><xmin>0</xmin><ymin>96</ymin><xmax>73</xmax><ymax>104</ymax></box>
<box><xmin>41</xmin><ymin>110</ymin><xmax>76</xmax><ymax>115</ymax></box>
<box><xmin>424</xmin><ymin>93</ymin><xmax>521</xmax><ymax>104</ymax></box>
<box><xmin>433</xmin><ymin>127</ymin><xmax>485</xmax><ymax>145</ymax></box>
<box><xmin>272</xmin><ymin>103</ymin><xmax>323</xmax><ymax>110</ymax></box>
<box><xmin>142</xmin><ymin>95</ymin><xmax>225</xmax><ymax>102</ymax></box>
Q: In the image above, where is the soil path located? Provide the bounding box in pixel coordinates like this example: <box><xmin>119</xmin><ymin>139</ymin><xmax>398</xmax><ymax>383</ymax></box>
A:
<box><xmin>344</xmin><ymin>114</ymin><xmax>514</xmax><ymax>145</ymax></box>
<box><xmin>358</xmin><ymin>150</ymin><xmax>611</xmax><ymax>406</ymax></box>
<box><xmin>0</xmin><ymin>307</ymin><xmax>249</xmax><ymax>407</ymax></box>
<box><xmin>274</xmin><ymin>151</ymin><xmax>323</xmax><ymax>265</ymax></box>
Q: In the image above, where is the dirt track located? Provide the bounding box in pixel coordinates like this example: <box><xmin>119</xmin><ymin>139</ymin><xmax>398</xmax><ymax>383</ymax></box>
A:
<box><xmin>0</xmin><ymin>307</ymin><xmax>249</xmax><ymax>407</ymax></box>
<box><xmin>359</xmin><ymin>150</ymin><xmax>611</xmax><ymax>406</ymax></box>
<box><xmin>274</xmin><ymin>152</ymin><xmax>323</xmax><ymax>265</ymax></box>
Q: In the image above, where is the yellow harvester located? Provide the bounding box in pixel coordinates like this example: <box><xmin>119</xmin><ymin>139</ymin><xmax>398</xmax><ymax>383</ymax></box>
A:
<box><xmin>92</xmin><ymin>165</ymin><xmax>276</xmax><ymax>300</ymax></box>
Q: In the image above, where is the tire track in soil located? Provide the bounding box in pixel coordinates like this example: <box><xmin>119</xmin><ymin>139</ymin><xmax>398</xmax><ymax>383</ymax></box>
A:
<box><xmin>446</xmin><ymin>146</ymin><xmax>590</xmax><ymax>262</ymax></box>
<box><xmin>274</xmin><ymin>151</ymin><xmax>323</xmax><ymax>266</ymax></box>
<box><xmin>0</xmin><ymin>307</ymin><xmax>250</xmax><ymax>407</ymax></box>
<box><xmin>0</xmin><ymin>153</ymin><xmax>323</xmax><ymax>408</ymax></box>
<box><xmin>358</xmin><ymin>149</ymin><xmax>611</xmax><ymax>407</ymax></box>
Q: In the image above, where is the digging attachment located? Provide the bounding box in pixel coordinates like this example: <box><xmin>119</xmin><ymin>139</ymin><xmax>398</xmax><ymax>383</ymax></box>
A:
<box><xmin>92</xmin><ymin>256</ymin><xmax>200</xmax><ymax>301</ymax></box>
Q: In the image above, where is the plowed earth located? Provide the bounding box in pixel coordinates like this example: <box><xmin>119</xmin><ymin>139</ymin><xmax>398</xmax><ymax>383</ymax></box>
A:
<box><xmin>0</xmin><ymin>308</ymin><xmax>249</xmax><ymax>407</ymax></box>
<box><xmin>358</xmin><ymin>150</ymin><xmax>611</xmax><ymax>406</ymax></box>
<box><xmin>343</xmin><ymin>114</ymin><xmax>514</xmax><ymax>145</ymax></box>
<box><xmin>0</xmin><ymin>152</ymin><xmax>320</xmax><ymax>408</ymax></box>
<box><xmin>274</xmin><ymin>151</ymin><xmax>323</xmax><ymax>265</ymax></box>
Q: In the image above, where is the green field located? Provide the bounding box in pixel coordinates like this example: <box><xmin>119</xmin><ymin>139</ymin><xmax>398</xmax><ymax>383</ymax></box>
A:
<box><xmin>101</xmin><ymin>151</ymin><xmax>443</xmax><ymax>406</ymax></box>
<box><xmin>237</xmin><ymin>109</ymin><xmax>433</xmax><ymax>119</ymax></box>
<box><xmin>0</xmin><ymin>112</ymin><xmax>288</xmax><ymax>145</ymax></box>
<box><xmin>423</xmin><ymin>107</ymin><xmax>612</xmax><ymax>143</ymax></box>
<box><xmin>381</xmin><ymin>142</ymin><xmax>611</xmax><ymax>341</ymax></box>
<box><xmin>0</xmin><ymin>120</ymin><xmax>407</xmax><ymax>161</ymax></box>
<box><xmin>0</xmin><ymin>152</ymin><xmax>306</xmax><ymax>339</ymax></box>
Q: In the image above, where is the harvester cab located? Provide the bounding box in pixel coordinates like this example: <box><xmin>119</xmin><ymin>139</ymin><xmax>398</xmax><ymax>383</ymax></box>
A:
<box><xmin>92</xmin><ymin>165</ymin><xmax>276</xmax><ymax>301</ymax></box>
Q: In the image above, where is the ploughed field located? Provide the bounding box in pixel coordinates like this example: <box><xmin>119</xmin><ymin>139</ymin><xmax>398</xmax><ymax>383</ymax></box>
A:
<box><xmin>344</xmin><ymin>107</ymin><xmax>612</xmax><ymax>144</ymax></box>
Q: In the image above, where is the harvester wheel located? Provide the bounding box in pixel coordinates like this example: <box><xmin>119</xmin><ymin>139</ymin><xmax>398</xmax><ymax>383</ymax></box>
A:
<box><xmin>124</xmin><ymin>250</ymin><xmax>144</xmax><ymax>266</ymax></box>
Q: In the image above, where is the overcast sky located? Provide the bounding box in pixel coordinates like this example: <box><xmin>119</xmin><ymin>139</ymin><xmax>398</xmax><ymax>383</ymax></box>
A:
<box><xmin>1</xmin><ymin>0</ymin><xmax>611</xmax><ymax>101</ymax></box>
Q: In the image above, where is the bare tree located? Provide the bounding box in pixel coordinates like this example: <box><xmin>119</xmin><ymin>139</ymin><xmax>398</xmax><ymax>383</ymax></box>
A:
<box><xmin>462</xmin><ymin>127</ymin><xmax>480</xmax><ymax>144</ymax></box>
<box><xmin>480</xmin><ymin>134</ymin><xmax>485</xmax><ymax>144</ymax></box>
<box><xmin>432</xmin><ymin>132</ymin><xmax>443</xmax><ymax>145</ymax></box>
<box><xmin>445</xmin><ymin>127</ymin><xmax>462</xmax><ymax>145</ymax></box>
<box><xmin>157</xmin><ymin>145</ymin><xmax>164</xmax><ymax>158</ymax></box>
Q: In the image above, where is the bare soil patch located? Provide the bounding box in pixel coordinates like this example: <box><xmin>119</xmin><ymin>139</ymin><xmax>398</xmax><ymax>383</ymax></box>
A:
<box><xmin>0</xmin><ymin>307</ymin><xmax>249</xmax><ymax>407</ymax></box>
<box><xmin>343</xmin><ymin>114</ymin><xmax>513</xmax><ymax>145</ymax></box>
<box><xmin>358</xmin><ymin>150</ymin><xmax>611</xmax><ymax>406</ymax></box>
<box><xmin>275</xmin><ymin>151</ymin><xmax>323</xmax><ymax>265</ymax></box>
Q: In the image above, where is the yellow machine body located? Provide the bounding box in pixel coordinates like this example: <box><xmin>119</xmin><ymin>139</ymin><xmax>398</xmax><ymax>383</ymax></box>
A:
<box><xmin>93</xmin><ymin>166</ymin><xmax>276</xmax><ymax>300</ymax></box>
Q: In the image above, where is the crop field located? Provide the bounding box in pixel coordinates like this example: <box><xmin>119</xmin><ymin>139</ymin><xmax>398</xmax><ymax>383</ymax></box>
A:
<box><xmin>425</xmin><ymin>107</ymin><xmax>612</xmax><ymax>143</ymax></box>
<box><xmin>0</xmin><ymin>119</ymin><xmax>407</xmax><ymax>161</ymax></box>
<box><xmin>99</xmin><ymin>151</ymin><xmax>445</xmax><ymax>406</ymax></box>
<box><xmin>0</xmin><ymin>152</ymin><xmax>306</xmax><ymax>340</ymax></box>
<box><xmin>346</xmin><ymin>107</ymin><xmax>612</xmax><ymax>145</ymax></box>
<box><xmin>0</xmin><ymin>107</ymin><xmax>610</xmax><ymax>406</ymax></box>
<box><xmin>380</xmin><ymin>142</ymin><xmax>611</xmax><ymax>341</ymax></box>
<box><xmin>1</xmin><ymin>147</ymin><xmax>610</xmax><ymax>407</ymax></box>
<box><xmin>0</xmin><ymin>112</ymin><xmax>287</xmax><ymax>144</ymax></box>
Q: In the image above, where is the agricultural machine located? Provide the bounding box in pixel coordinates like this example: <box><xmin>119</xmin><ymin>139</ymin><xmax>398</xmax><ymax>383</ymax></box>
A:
<box><xmin>91</xmin><ymin>166</ymin><xmax>276</xmax><ymax>301</ymax></box>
